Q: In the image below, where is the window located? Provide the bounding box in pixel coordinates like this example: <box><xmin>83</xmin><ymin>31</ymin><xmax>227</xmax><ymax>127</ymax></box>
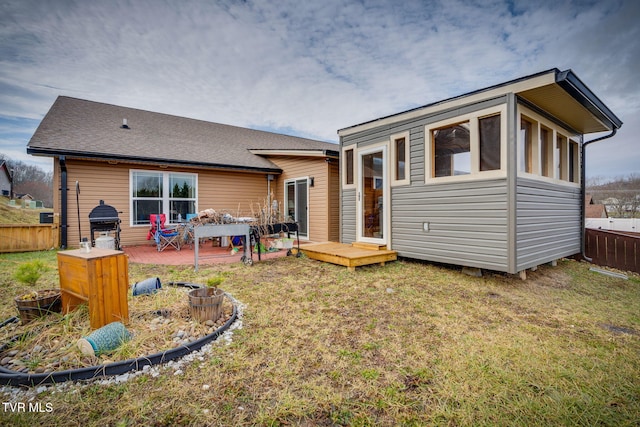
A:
<box><xmin>344</xmin><ymin>148</ymin><xmax>354</xmax><ymax>186</ymax></box>
<box><xmin>518</xmin><ymin>106</ymin><xmax>580</xmax><ymax>184</ymax></box>
<box><xmin>391</xmin><ymin>131</ymin><xmax>410</xmax><ymax>185</ymax></box>
<box><xmin>434</xmin><ymin>122</ymin><xmax>471</xmax><ymax>177</ymax></box>
<box><xmin>556</xmin><ymin>134</ymin><xmax>568</xmax><ymax>180</ymax></box>
<box><xmin>131</xmin><ymin>170</ymin><xmax>197</xmax><ymax>225</ymax></box>
<box><xmin>519</xmin><ymin>118</ymin><xmax>534</xmax><ymax>173</ymax></box>
<box><xmin>569</xmin><ymin>141</ymin><xmax>579</xmax><ymax>183</ymax></box>
<box><xmin>479</xmin><ymin>115</ymin><xmax>501</xmax><ymax>171</ymax></box>
<box><xmin>395</xmin><ymin>137</ymin><xmax>406</xmax><ymax>180</ymax></box>
<box><xmin>425</xmin><ymin>105</ymin><xmax>505</xmax><ymax>182</ymax></box>
<box><xmin>540</xmin><ymin>126</ymin><xmax>553</xmax><ymax>178</ymax></box>
<box><xmin>132</xmin><ymin>172</ymin><xmax>162</xmax><ymax>225</ymax></box>
<box><xmin>169</xmin><ymin>173</ymin><xmax>196</xmax><ymax>222</ymax></box>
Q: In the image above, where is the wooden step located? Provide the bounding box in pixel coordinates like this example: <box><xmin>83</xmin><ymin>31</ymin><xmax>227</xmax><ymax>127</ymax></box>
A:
<box><xmin>351</xmin><ymin>242</ymin><xmax>387</xmax><ymax>251</ymax></box>
<box><xmin>301</xmin><ymin>242</ymin><xmax>397</xmax><ymax>272</ymax></box>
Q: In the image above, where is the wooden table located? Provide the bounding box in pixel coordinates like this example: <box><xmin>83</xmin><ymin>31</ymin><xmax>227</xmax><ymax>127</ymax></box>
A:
<box><xmin>57</xmin><ymin>248</ymin><xmax>129</xmax><ymax>329</ymax></box>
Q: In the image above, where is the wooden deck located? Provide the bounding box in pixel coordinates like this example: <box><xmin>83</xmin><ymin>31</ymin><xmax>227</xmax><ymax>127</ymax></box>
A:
<box><xmin>300</xmin><ymin>242</ymin><xmax>397</xmax><ymax>271</ymax></box>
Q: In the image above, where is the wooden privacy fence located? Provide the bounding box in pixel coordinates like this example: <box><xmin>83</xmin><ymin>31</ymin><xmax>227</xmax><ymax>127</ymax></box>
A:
<box><xmin>585</xmin><ymin>228</ymin><xmax>640</xmax><ymax>274</ymax></box>
<box><xmin>0</xmin><ymin>221</ymin><xmax>59</xmax><ymax>253</ymax></box>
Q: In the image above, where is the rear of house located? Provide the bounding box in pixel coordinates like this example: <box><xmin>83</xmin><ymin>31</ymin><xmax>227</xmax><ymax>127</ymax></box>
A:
<box><xmin>28</xmin><ymin>97</ymin><xmax>339</xmax><ymax>248</ymax></box>
<box><xmin>338</xmin><ymin>68</ymin><xmax>622</xmax><ymax>275</ymax></box>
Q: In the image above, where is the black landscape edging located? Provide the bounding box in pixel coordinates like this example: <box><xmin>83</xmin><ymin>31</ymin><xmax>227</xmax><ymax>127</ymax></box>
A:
<box><xmin>0</xmin><ymin>282</ymin><xmax>237</xmax><ymax>387</ymax></box>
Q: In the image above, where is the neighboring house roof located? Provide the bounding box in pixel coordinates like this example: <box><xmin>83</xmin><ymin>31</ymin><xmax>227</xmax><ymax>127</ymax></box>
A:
<box><xmin>339</xmin><ymin>68</ymin><xmax>623</xmax><ymax>137</ymax></box>
<box><xmin>585</xmin><ymin>195</ymin><xmax>608</xmax><ymax>218</ymax></box>
<box><xmin>27</xmin><ymin>96</ymin><xmax>339</xmax><ymax>173</ymax></box>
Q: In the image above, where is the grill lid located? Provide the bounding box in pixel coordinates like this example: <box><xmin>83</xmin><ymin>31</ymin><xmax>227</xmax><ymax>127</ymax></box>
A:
<box><xmin>89</xmin><ymin>200</ymin><xmax>120</xmax><ymax>223</ymax></box>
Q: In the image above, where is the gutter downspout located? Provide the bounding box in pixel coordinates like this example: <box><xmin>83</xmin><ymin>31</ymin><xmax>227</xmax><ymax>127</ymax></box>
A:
<box><xmin>581</xmin><ymin>129</ymin><xmax>617</xmax><ymax>261</ymax></box>
<box><xmin>59</xmin><ymin>156</ymin><xmax>68</xmax><ymax>249</ymax></box>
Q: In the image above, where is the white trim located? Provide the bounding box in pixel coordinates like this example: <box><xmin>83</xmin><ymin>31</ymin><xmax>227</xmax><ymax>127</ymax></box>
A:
<box><xmin>129</xmin><ymin>169</ymin><xmax>198</xmax><ymax>226</ymax></box>
<box><xmin>341</xmin><ymin>145</ymin><xmax>357</xmax><ymax>190</ymax></box>
<box><xmin>424</xmin><ymin>104</ymin><xmax>507</xmax><ymax>184</ymax></box>
<box><xmin>357</xmin><ymin>142</ymin><xmax>390</xmax><ymax>247</ymax></box>
<box><xmin>390</xmin><ymin>131</ymin><xmax>411</xmax><ymax>187</ymax></box>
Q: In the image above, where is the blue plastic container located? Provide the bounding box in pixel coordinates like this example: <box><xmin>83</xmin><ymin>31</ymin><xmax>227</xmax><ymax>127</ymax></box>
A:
<box><xmin>132</xmin><ymin>277</ymin><xmax>162</xmax><ymax>296</ymax></box>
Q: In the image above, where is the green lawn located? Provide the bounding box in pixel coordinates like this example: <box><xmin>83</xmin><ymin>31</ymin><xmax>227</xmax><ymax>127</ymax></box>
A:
<box><xmin>1</xmin><ymin>250</ymin><xmax>639</xmax><ymax>426</ymax></box>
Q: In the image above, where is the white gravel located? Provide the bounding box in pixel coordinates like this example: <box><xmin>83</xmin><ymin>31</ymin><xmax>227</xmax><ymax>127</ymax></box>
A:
<box><xmin>0</xmin><ymin>295</ymin><xmax>245</xmax><ymax>401</ymax></box>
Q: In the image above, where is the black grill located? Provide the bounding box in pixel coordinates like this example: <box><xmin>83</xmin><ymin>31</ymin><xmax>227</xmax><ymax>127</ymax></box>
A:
<box><xmin>88</xmin><ymin>200</ymin><xmax>121</xmax><ymax>249</ymax></box>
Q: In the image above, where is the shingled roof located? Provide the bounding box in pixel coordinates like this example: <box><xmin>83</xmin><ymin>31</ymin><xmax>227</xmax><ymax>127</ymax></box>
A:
<box><xmin>27</xmin><ymin>96</ymin><xmax>339</xmax><ymax>173</ymax></box>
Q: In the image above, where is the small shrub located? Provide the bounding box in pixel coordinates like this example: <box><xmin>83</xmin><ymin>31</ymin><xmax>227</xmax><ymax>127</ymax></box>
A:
<box><xmin>206</xmin><ymin>276</ymin><xmax>225</xmax><ymax>288</ymax></box>
<box><xmin>14</xmin><ymin>260</ymin><xmax>49</xmax><ymax>286</ymax></box>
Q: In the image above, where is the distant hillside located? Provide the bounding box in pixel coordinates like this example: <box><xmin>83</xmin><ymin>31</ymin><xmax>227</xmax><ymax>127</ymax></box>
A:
<box><xmin>587</xmin><ymin>174</ymin><xmax>640</xmax><ymax>218</ymax></box>
<box><xmin>0</xmin><ymin>196</ymin><xmax>53</xmax><ymax>224</ymax></box>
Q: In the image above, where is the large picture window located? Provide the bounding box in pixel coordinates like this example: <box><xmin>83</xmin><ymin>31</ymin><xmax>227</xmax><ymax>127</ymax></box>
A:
<box><xmin>425</xmin><ymin>105</ymin><xmax>505</xmax><ymax>182</ymax></box>
<box><xmin>131</xmin><ymin>170</ymin><xmax>197</xmax><ymax>225</ymax></box>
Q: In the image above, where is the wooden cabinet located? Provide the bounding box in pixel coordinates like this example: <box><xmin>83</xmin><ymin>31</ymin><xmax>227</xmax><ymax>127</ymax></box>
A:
<box><xmin>57</xmin><ymin>248</ymin><xmax>129</xmax><ymax>329</ymax></box>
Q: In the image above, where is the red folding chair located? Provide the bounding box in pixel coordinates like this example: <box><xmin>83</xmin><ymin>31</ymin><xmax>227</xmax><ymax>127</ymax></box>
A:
<box><xmin>148</xmin><ymin>214</ymin><xmax>181</xmax><ymax>251</ymax></box>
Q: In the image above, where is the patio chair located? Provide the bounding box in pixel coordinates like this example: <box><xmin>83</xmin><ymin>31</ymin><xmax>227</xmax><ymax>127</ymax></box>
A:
<box><xmin>149</xmin><ymin>213</ymin><xmax>181</xmax><ymax>252</ymax></box>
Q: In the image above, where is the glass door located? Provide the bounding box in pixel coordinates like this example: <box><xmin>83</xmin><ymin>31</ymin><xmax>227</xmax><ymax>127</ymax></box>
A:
<box><xmin>358</xmin><ymin>146</ymin><xmax>387</xmax><ymax>245</ymax></box>
<box><xmin>285</xmin><ymin>178</ymin><xmax>308</xmax><ymax>239</ymax></box>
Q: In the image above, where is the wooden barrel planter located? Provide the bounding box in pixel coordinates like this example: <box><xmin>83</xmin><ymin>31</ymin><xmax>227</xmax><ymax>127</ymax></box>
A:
<box><xmin>188</xmin><ymin>288</ymin><xmax>225</xmax><ymax>322</ymax></box>
<box><xmin>14</xmin><ymin>289</ymin><xmax>62</xmax><ymax>324</ymax></box>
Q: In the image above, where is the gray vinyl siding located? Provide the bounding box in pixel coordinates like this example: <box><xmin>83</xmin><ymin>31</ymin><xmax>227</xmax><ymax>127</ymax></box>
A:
<box><xmin>516</xmin><ymin>177</ymin><xmax>582</xmax><ymax>271</ymax></box>
<box><xmin>341</xmin><ymin>189</ymin><xmax>357</xmax><ymax>243</ymax></box>
<box><xmin>340</xmin><ymin>93</ymin><xmax>584</xmax><ymax>275</ymax></box>
<box><xmin>392</xmin><ymin>179</ymin><xmax>509</xmax><ymax>271</ymax></box>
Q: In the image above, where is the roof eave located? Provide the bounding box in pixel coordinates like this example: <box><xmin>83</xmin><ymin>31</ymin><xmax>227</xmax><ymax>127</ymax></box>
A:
<box><xmin>248</xmin><ymin>148</ymin><xmax>340</xmax><ymax>159</ymax></box>
<box><xmin>26</xmin><ymin>147</ymin><xmax>283</xmax><ymax>174</ymax></box>
<box><xmin>555</xmin><ymin>69</ymin><xmax>623</xmax><ymax>131</ymax></box>
<box><xmin>338</xmin><ymin>68</ymin><xmax>623</xmax><ymax>137</ymax></box>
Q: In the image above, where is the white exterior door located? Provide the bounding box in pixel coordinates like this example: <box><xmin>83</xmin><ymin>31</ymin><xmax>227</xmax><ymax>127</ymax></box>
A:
<box><xmin>357</xmin><ymin>145</ymin><xmax>389</xmax><ymax>246</ymax></box>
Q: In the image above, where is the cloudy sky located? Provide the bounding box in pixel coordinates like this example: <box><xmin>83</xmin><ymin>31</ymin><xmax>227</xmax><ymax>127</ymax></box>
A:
<box><xmin>0</xmin><ymin>0</ymin><xmax>638</xmax><ymax>179</ymax></box>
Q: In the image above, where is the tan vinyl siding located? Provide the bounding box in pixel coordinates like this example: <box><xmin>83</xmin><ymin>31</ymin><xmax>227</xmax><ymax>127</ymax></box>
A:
<box><xmin>328</xmin><ymin>160</ymin><xmax>340</xmax><ymax>242</ymax></box>
<box><xmin>54</xmin><ymin>159</ymin><xmax>272</xmax><ymax>248</ymax></box>
<box><xmin>269</xmin><ymin>156</ymin><xmax>337</xmax><ymax>242</ymax></box>
<box><xmin>55</xmin><ymin>159</ymin><xmax>131</xmax><ymax>247</ymax></box>
<box><xmin>198</xmin><ymin>170</ymin><xmax>270</xmax><ymax>216</ymax></box>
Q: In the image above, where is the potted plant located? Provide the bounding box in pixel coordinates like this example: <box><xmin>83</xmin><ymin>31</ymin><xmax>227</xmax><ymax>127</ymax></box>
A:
<box><xmin>188</xmin><ymin>276</ymin><xmax>225</xmax><ymax>322</ymax></box>
<box><xmin>13</xmin><ymin>261</ymin><xmax>61</xmax><ymax>324</ymax></box>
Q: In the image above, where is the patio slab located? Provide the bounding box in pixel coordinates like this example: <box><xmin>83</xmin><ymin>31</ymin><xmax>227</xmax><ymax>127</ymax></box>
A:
<box><xmin>122</xmin><ymin>241</ymin><xmax>294</xmax><ymax>266</ymax></box>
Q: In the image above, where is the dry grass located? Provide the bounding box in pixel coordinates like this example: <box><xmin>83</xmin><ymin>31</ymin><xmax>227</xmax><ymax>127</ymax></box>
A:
<box><xmin>0</xmin><ymin>196</ymin><xmax>52</xmax><ymax>225</ymax></box>
<box><xmin>1</xmin><ymin>251</ymin><xmax>639</xmax><ymax>426</ymax></box>
<box><xmin>1</xmin><ymin>285</ymin><xmax>234</xmax><ymax>372</ymax></box>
